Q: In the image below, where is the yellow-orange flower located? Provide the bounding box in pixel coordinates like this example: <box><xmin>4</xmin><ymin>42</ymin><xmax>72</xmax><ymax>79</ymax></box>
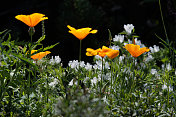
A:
<box><xmin>124</xmin><ymin>44</ymin><xmax>150</xmax><ymax>58</ymax></box>
<box><xmin>67</xmin><ymin>25</ymin><xmax>97</xmax><ymax>40</ymax></box>
<box><xmin>30</xmin><ymin>50</ymin><xmax>51</xmax><ymax>60</ymax></box>
<box><xmin>106</xmin><ymin>50</ymin><xmax>119</xmax><ymax>59</ymax></box>
<box><xmin>86</xmin><ymin>46</ymin><xmax>119</xmax><ymax>59</ymax></box>
<box><xmin>15</xmin><ymin>13</ymin><xmax>48</xmax><ymax>27</ymax></box>
<box><xmin>98</xmin><ymin>46</ymin><xmax>111</xmax><ymax>58</ymax></box>
<box><xmin>86</xmin><ymin>48</ymin><xmax>98</xmax><ymax>56</ymax></box>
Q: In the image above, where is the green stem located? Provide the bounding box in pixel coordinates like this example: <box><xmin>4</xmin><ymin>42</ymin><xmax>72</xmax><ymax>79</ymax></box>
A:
<box><xmin>46</xmin><ymin>76</ymin><xmax>49</xmax><ymax>103</ymax></box>
<box><xmin>159</xmin><ymin>0</ymin><xmax>169</xmax><ymax>42</ymax></box>
<box><xmin>110</xmin><ymin>59</ymin><xmax>113</xmax><ymax>108</ymax></box>
<box><xmin>79</xmin><ymin>40</ymin><xmax>82</xmax><ymax>62</ymax></box>
<box><xmin>166</xmin><ymin>72</ymin><xmax>170</xmax><ymax>106</ymax></box>
<box><xmin>110</xmin><ymin>60</ymin><xmax>113</xmax><ymax>94</ymax></box>
<box><xmin>129</xmin><ymin>58</ymin><xmax>136</xmax><ymax>94</ymax></box>
<box><xmin>100</xmin><ymin>57</ymin><xmax>104</xmax><ymax>95</ymax></box>
<box><xmin>41</xmin><ymin>20</ymin><xmax>45</xmax><ymax>36</ymax></box>
<box><xmin>27</xmin><ymin>32</ymin><xmax>33</xmax><ymax>116</ymax></box>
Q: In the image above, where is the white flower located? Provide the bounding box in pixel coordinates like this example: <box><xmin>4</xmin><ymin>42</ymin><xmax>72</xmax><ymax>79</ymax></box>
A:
<box><xmin>124</xmin><ymin>24</ymin><xmax>134</xmax><ymax>34</ymax></box>
<box><xmin>104</xmin><ymin>73</ymin><xmax>111</xmax><ymax>80</ymax></box>
<box><xmin>162</xmin><ymin>83</ymin><xmax>167</xmax><ymax>90</ymax></box>
<box><xmin>151</xmin><ymin>69</ymin><xmax>157</xmax><ymax>75</ymax></box>
<box><xmin>104</xmin><ymin>62</ymin><xmax>110</xmax><ymax>69</ymax></box>
<box><xmin>68</xmin><ymin>60</ymin><xmax>79</xmax><ymax>69</ymax></box>
<box><xmin>119</xmin><ymin>56</ymin><xmax>124</xmax><ymax>63</ymax></box>
<box><xmin>95</xmin><ymin>60</ymin><xmax>102</xmax><ymax>70</ymax></box>
<box><xmin>134</xmin><ymin>38</ymin><xmax>145</xmax><ymax>47</ymax></box>
<box><xmin>93</xmin><ymin>64</ymin><xmax>98</xmax><ymax>69</ymax></box>
<box><xmin>85</xmin><ymin>63</ymin><xmax>92</xmax><ymax>70</ymax></box>
<box><xmin>162</xmin><ymin>63</ymin><xmax>172</xmax><ymax>71</ymax></box>
<box><xmin>162</xmin><ymin>83</ymin><xmax>173</xmax><ymax>92</ymax></box>
<box><xmin>29</xmin><ymin>92</ymin><xmax>35</xmax><ymax>98</ymax></box>
<box><xmin>68</xmin><ymin>79</ymin><xmax>74</xmax><ymax>86</ymax></box>
<box><xmin>49</xmin><ymin>78</ymin><xmax>58</xmax><ymax>88</ymax></box>
<box><xmin>68</xmin><ymin>79</ymin><xmax>78</xmax><ymax>86</ymax></box>
<box><xmin>126</xmin><ymin>38</ymin><xmax>146</xmax><ymax>48</ymax></box>
<box><xmin>91</xmin><ymin>77</ymin><xmax>100</xmax><ymax>85</ymax></box>
<box><xmin>102</xmin><ymin>96</ymin><xmax>109</xmax><ymax>104</ymax></box>
<box><xmin>55</xmin><ymin>56</ymin><xmax>61</xmax><ymax>63</ymax></box>
<box><xmin>95</xmin><ymin>60</ymin><xmax>110</xmax><ymax>70</ymax></box>
<box><xmin>94</xmin><ymin>55</ymin><xmax>102</xmax><ymax>60</ymax></box>
<box><xmin>113</xmin><ymin>35</ymin><xmax>124</xmax><ymax>43</ymax></box>
<box><xmin>145</xmin><ymin>54</ymin><xmax>153</xmax><ymax>62</ymax></box>
<box><xmin>149</xmin><ymin>45</ymin><xmax>160</xmax><ymax>53</ymax></box>
<box><xmin>79</xmin><ymin>61</ymin><xmax>85</xmax><ymax>68</ymax></box>
<box><xmin>128</xmin><ymin>39</ymin><xmax>132</xmax><ymax>44</ymax></box>
<box><xmin>109</xmin><ymin>45</ymin><xmax>120</xmax><ymax>50</ymax></box>
<box><xmin>50</xmin><ymin>56</ymin><xmax>61</xmax><ymax>64</ymax></box>
<box><xmin>10</xmin><ymin>69</ymin><xmax>15</xmax><ymax>77</ymax></box>
<box><xmin>166</xmin><ymin>63</ymin><xmax>172</xmax><ymax>71</ymax></box>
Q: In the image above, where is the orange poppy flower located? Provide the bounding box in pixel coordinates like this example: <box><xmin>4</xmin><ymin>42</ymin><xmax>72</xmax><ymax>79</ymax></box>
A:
<box><xmin>86</xmin><ymin>46</ymin><xmax>119</xmax><ymax>59</ymax></box>
<box><xmin>15</xmin><ymin>13</ymin><xmax>48</xmax><ymax>27</ymax></box>
<box><xmin>86</xmin><ymin>48</ymin><xmax>98</xmax><ymax>56</ymax></box>
<box><xmin>106</xmin><ymin>50</ymin><xmax>119</xmax><ymax>59</ymax></box>
<box><xmin>98</xmin><ymin>46</ymin><xmax>111</xmax><ymax>58</ymax></box>
<box><xmin>31</xmin><ymin>50</ymin><xmax>51</xmax><ymax>60</ymax></box>
<box><xmin>124</xmin><ymin>44</ymin><xmax>150</xmax><ymax>57</ymax></box>
<box><xmin>67</xmin><ymin>25</ymin><xmax>97</xmax><ymax>40</ymax></box>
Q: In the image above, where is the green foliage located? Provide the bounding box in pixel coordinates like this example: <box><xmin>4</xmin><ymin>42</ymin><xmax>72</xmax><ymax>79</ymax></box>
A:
<box><xmin>0</xmin><ymin>2</ymin><xmax>176</xmax><ymax>115</ymax></box>
<box><xmin>54</xmin><ymin>87</ymin><xmax>110</xmax><ymax>117</ymax></box>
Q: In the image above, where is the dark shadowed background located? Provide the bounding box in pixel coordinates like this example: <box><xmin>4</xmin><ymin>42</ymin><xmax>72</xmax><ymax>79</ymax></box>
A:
<box><xmin>0</xmin><ymin>0</ymin><xmax>175</xmax><ymax>66</ymax></box>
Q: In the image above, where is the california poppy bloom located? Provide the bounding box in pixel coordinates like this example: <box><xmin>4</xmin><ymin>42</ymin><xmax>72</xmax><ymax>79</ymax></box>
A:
<box><xmin>86</xmin><ymin>48</ymin><xmax>98</xmax><ymax>56</ymax></box>
<box><xmin>106</xmin><ymin>49</ymin><xmax>119</xmax><ymax>59</ymax></box>
<box><xmin>67</xmin><ymin>25</ymin><xmax>97</xmax><ymax>40</ymax></box>
<box><xmin>98</xmin><ymin>46</ymin><xmax>111</xmax><ymax>58</ymax></box>
<box><xmin>30</xmin><ymin>50</ymin><xmax>51</xmax><ymax>60</ymax></box>
<box><xmin>124</xmin><ymin>44</ymin><xmax>150</xmax><ymax>58</ymax></box>
<box><xmin>86</xmin><ymin>46</ymin><xmax>119</xmax><ymax>59</ymax></box>
<box><xmin>15</xmin><ymin>13</ymin><xmax>48</xmax><ymax>27</ymax></box>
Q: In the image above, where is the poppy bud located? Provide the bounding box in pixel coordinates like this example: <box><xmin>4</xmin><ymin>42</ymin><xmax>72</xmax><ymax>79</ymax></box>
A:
<box><xmin>28</xmin><ymin>27</ymin><xmax>35</xmax><ymax>36</ymax></box>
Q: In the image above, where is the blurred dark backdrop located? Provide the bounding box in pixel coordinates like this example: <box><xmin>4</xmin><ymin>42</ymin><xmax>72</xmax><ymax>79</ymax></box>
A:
<box><xmin>0</xmin><ymin>0</ymin><xmax>175</xmax><ymax>66</ymax></box>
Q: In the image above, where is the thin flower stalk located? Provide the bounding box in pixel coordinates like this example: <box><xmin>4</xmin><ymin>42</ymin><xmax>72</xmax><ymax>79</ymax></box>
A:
<box><xmin>86</xmin><ymin>46</ymin><xmax>119</xmax><ymax>96</ymax></box>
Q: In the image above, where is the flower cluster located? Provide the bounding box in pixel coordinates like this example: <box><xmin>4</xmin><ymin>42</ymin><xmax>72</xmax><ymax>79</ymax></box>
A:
<box><xmin>68</xmin><ymin>60</ymin><xmax>93</xmax><ymax>71</ymax></box>
<box><xmin>86</xmin><ymin>46</ymin><xmax>119</xmax><ymax>59</ymax></box>
<box><xmin>50</xmin><ymin>56</ymin><xmax>61</xmax><ymax>65</ymax></box>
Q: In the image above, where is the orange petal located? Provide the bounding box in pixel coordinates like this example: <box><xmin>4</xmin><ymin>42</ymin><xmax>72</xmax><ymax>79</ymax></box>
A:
<box><xmin>106</xmin><ymin>50</ymin><xmax>119</xmax><ymax>59</ymax></box>
<box><xmin>15</xmin><ymin>15</ymin><xmax>32</xmax><ymax>27</ymax></box>
<box><xmin>15</xmin><ymin>13</ymin><xmax>48</xmax><ymax>27</ymax></box>
<box><xmin>102</xmin><ymin>46</ymin><xmax>111</xmax><ymax>53</ymax></box>
<box><xmin>98</xmin><ymin>52</ymin><xmax>106</xmax><ymax>58</ymax></box>
<box><xmin>86</xmin><ymin>48</ymin><xmax>97</xmax><ymax>56</ymax></box>
<box><xmin>90</xmin><ymin>30</ymin><xmax>98</xmax><ymax>34</ymax></box>
<box><xmin>29</xmin><ymin>13</ymin><xmax>47</xmax><ymax>27</ymax></box>
<box><xmin>67</xmin><ymin>25</ymin><xmax>76</xmax><ymax>31</ymax></box>
<box><xmin>124</xmin><ymin>44</ymin><xmax>149</xmax><ymax>57</ymax></box>
<box><xmin>67</xmin><ymin>25</ymin><xmax>97</xmax><ymax>40</ymax></box>
<box><xmin>86</xmin><ymin>52</ymin><xmax>93</xmax><ymax>56</ymax></box>
<box><xmin>31</xmin><ymin>51</ymin><xmax>51</xmax><ymax>60</ymax></box>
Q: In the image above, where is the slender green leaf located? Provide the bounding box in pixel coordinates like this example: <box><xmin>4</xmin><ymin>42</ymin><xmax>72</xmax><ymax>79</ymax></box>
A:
<box><xmin>11</xmin><ymin>53</ymin><xmax>38</xmax><ymax>69</ymax></box>
<box><xmin>43</xmin><ymin>42</ymin><xmax>59</xmax><ymax>51</ymax></box>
